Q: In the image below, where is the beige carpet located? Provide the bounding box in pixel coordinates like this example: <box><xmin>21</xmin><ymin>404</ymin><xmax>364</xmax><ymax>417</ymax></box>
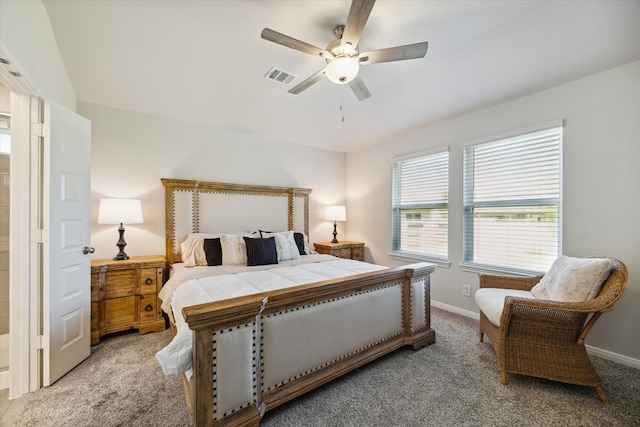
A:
<box><xmin>12</xmin><ymin>308</ymin><xmax>640</xmax><ymax>426</ymax></box>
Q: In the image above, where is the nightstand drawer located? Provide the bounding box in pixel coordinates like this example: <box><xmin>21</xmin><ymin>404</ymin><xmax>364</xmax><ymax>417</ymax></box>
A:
<box><xmin>104</xmin><ymin>269</ymin><xmax>136</xmax><ymax>298</ymax></box>
<box><xmin>105</xmin><ymin>296</ymin><xmax>136</xmax><ymax>327</ymax></box>
<box><xmin>139</xmin><ymin>267</ymin><xmax>161</xmax><ymax>295</ymax></box>
<box><xmin>339</xmin><ymin>248</ymin><xmax>352</xmax><ymax>258</ymax></box>
<box><xmin>138</xmin><ymin>294</ymin><xmax>158</xmax><ymax>321</ymax></box>
<box><xmin>314</xmin><ymin>241</ymin><xmax>365</xmax><ymax>261</ymax></box>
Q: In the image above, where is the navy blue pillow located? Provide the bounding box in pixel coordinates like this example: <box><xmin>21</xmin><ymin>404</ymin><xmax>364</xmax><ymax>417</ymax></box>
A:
<box><xmin>244</xmin><ymin>236</ymin><xmax>278</xmax><ymax>266</ymax></box>
<box><xmin>293</xmin><ymin>232</ymin><xmax>306</xmax><ymax>255</ymax></box>
<box><xmin>203</xmin><ymin>238</ymin><xmax>223</xmax><ymax>266</ymax></box>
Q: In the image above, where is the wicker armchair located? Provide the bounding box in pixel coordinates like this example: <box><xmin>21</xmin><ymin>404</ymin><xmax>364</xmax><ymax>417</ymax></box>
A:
<box><xmin>477</xmin><ymin>257</ymin><xmax>628</xmax><ymax>403</ymax></box>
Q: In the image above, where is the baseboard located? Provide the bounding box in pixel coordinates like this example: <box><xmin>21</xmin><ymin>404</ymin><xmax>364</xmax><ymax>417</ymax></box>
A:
<box><xmin>0</xmin><ymin>370</ymin><xmax>8</xmax><ymax>390</ymax></box>
<box><xmin>586</xmin><ymin>344</ymin><xmax>640</xmax><ymax>369</ymax></box>
<box><xmin>432</xmin><ymin>301</ymin><xmax>640</xmax><ymax>370</ymax></box>
<box><xmin>431</xmin><ymin>300</ymin><xmax>479</xmax><ymax>320</ymax></box>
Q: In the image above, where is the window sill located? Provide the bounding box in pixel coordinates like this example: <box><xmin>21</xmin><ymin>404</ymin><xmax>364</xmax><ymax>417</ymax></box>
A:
<box><xmin>390</xmin><ymin>251</ymin><xmax>450</xmax><ymax>268</ymax></box>
<box><xmin>459</xmin><ymin>262</ymin><xmax>544</xmax><ymax>277</ymax></box>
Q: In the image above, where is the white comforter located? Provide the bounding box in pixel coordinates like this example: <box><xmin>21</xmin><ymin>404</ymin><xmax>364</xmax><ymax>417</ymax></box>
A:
<box><xmin>156</xmin><ymin>254</ymin><xmax>387</xmax><ymax>376</ymax></box>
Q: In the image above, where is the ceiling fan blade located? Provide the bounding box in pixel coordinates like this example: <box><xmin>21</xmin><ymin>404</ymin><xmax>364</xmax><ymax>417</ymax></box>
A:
<box><xmin>348</xmin><ymin>76</ymin><xmax>371</xmax><ymax>101</ymax></box>
<box><xmin>342</xmin><ymin>0</ymin><xmax>376</xmax><ymax>49</ymax></box>
<box><xmin>261</xmin><ymin>28</ymin><xmax>330</xmax><ymax>58</ymax></box>
<box><xmin>288</xmin><ymin>69</ymin><xmax>326</xmax><ymax>94</ymax></box>
<box><xmin>359</xmin><ymin>42</ymin><xmax>429</xmax><ymax>65</ymax></box>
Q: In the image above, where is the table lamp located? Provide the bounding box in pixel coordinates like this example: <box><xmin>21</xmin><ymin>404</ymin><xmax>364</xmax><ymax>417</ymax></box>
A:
<box><xmin>325</xmin><ymin>205</ymin><xmax>346</xmax><ymax>243</ymax></box>
<box><xmin>98</xmin><ymin>198</ymin><xmax>143</xmax><ymax>260</ymax></box>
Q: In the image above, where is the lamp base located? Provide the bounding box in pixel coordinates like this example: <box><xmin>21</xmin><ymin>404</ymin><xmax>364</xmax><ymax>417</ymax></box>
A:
<box><xmin>113</xmin><ymin>251</ymin><xmax>129</xmax><ymax>261</ymax></box>
<box><xmin>331</xmin><ymin>221</ymin><xmax>339</xmax><ymax>243</ymax></box>
<box><xmin>113</xmin><ymin>223</ymin><xmax>129</xmax><ymax>261</ymax></box>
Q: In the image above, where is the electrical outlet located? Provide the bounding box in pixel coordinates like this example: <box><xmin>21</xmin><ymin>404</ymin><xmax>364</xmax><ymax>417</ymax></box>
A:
<box><xmin>462</xmin><ymin>284</ymin><xmax>471</xmax><ymax>297</ymax></box>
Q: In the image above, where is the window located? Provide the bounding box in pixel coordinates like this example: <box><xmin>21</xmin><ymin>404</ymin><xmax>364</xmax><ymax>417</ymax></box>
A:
<box><xmin>392</xmin><ymin>150</ymin><xmax>449</xmax><ymax>260</ymax></box>
<box><xmin>463</xmin><ymin>126</ymin><xmax>562</xmax><ymax>273</ymax></box>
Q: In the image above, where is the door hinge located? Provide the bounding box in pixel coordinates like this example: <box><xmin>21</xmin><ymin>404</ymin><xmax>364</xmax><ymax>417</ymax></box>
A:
<box><xmin>31</xmin><ymin>335</ymin><xmax>46</xmax><ymax>350</ymax></box>
<box><xmin>32</xmin><ymin>229</ymin><xmax>46</xmax><ymax>243</ymax></box>
<box><xmin>31</xmin><ymin>122</ymin><xmax>45</xmax><ymax>137</ymax></box>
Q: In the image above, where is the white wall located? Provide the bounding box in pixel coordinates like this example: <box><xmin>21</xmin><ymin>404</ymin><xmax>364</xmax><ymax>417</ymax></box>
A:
<box><xmin>80</xmin><ymin>102</ymin><xmax>347</xmax><ymax>261</ymax></box>
<box><xmin>346</xmin><ymin>61</ymin><xmax>640</xmax><ymax>363</ymax></box>
<box><xmin>0</xmin><ymin>0</ymin><xmax>75</xmax><ymax>108</ymax></box>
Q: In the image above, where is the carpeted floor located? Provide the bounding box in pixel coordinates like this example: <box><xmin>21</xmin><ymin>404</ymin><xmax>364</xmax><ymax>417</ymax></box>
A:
<box><xmin>11</xmin><ymin>308</ymin><xmax>640</xmax><ymax>426</ymax></box>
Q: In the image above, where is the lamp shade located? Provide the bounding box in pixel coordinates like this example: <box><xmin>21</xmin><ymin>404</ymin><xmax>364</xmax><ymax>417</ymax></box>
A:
<box><xmin>325</xmin><ymin>205</ymin><xmax>346</xmax><ymax>222</ymax></box>
<box><xmin>98</xmin><ymin>199</ymin><xmax>144</xmax><ymax>225</ymax></box>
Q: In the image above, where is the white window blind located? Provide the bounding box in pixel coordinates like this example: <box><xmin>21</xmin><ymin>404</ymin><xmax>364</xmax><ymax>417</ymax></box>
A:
<box><xmin>392</xmin><ymin>151</ymin><xmax>449</xmax><ymax>259</ymax></box>
<box><xmin>463</xmin><ymin>127</ymin><xmax>562</xmax><ymax>272</ymax></box>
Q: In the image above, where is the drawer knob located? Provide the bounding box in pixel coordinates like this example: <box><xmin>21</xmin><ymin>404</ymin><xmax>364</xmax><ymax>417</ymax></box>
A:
<box><xmin>145</xmin><ymin>304</ymin><xmax>153</xmax><ymax>312</ymax></box>
<box><xmin>145</xmin><ymin>278</ymin><xmax>153</xmax><ymax>285</ymax></box>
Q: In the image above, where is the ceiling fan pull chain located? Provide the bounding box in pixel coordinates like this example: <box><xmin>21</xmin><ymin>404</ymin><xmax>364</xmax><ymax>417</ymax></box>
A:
<box><xmin>340</xmin><ymin>87</ymin><xmax>345</xmax><ymax>123</ymax></box>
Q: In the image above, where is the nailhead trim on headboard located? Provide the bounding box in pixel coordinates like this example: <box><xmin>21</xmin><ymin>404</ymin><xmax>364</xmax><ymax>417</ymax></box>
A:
<box><xmin>162</xmin><ymin>179</ymin><xmax>312</xmax><ymax>265</ymax></box>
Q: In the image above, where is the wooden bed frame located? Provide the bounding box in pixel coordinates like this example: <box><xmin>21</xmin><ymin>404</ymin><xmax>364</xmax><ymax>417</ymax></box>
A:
<box><xmin>161</xmin><ymin>178</ymin><xmax>436</xmax><ymax>426</ymax></box>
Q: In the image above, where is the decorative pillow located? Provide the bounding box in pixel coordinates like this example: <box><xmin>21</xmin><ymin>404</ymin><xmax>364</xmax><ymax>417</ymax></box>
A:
<box><xmin>293</xmin><ymin>232</ymin><xmax>309</xmax><ymax>255</ymax></box>
<box><xmin>530</xmin><ymin>255</ymin><xmax>612</xmax><ymax>302</ymax></box>
<box><xmin>220</xmin><ymin>234</ymin><xmax>249</xmax><ymax>266</ymax></box>
<box><xmin>260</xmin><ymin>230</ymin><xmax>301</xmax><ymax>261</ymax></box>
<box><xmin>180</xmin><ymin>233</ymin><xmax>221</xmax><ymax>266</ymax></box>
<box><xmin>181</xmin><ymin>232</ymin><xmax>258</xmax><ymax>266</ymax></box>
<box><xmin>203</xmin><ymin>238</ymin><xmax>223</xmax><ymax>266</ymax></box>
<box><xmin>244</xmin><ymin>237</ymin><xmax>278</xmax><ymax>266</ymax></box>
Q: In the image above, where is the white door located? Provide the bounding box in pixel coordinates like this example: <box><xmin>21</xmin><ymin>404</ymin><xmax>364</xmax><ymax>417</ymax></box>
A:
<box><xmin>42</xmin><ymin>101</ymin><xmax>92</xmax><ymax>385</ymax></box>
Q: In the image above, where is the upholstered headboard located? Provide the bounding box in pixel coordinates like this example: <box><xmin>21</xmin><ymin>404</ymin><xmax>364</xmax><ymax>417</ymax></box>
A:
<box><xmin>161</xmin><ymin>178</ymin><xmax>312</xmax><ymax>264</ymax></box>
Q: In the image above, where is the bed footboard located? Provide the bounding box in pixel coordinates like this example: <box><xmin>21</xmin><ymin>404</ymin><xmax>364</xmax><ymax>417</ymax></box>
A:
<box><xmin>182</xmin><ymin>262</ymin><xmax>436</xmax><ymax>426</ymax></box>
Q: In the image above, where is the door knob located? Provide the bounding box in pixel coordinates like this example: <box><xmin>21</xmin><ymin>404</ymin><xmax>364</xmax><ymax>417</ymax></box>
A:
<box><xmin>83</xmin><ymin>246</ymin><xmax>95</xmax><ymax>255</ymax></box>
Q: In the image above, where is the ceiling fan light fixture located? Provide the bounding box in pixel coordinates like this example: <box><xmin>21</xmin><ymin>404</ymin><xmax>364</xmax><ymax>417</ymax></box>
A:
<box><xmin>261</xmin><ymin>0</ymin><xmax>429</xmax><ymax>101</ymax></box>
<box><xmin>325</xmin><ymin>56</ymin><xmax>359</xmax><ymax>84</ymax></box>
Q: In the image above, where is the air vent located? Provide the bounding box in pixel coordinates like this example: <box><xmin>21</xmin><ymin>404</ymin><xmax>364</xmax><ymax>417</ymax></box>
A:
<box><xmin>0</xmin><ymin>52</ymin><xmax>34</xmax><ymax>94</ymax></box>
<box><xmin>264</xmin><ymin>67</ymin><xmax>296</xmax><ymax>86</ymax></box>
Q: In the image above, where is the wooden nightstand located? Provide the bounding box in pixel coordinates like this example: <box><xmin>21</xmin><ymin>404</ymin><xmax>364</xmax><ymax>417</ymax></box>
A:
<box><xmin>90</xmin><ymin>255</ymin><xmax>167</xmax><ymax>345</ymax></box>
<box><xmin>314</xmin><ymin>241</ymin><xmax>364</xmax><ymax>261</ymax></box>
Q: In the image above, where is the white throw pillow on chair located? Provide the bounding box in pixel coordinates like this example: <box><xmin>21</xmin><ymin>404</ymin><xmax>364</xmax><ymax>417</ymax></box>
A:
<box><xmin>530</xmin><ymin>255</ymin><xmax>612</xmax><ymax>302</ymax></box>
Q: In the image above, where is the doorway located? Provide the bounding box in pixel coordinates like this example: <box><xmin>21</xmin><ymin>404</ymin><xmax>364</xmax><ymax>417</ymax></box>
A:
<box><xmin>1</xmin><ymin>49</ymin><xmax>92</xmax><ymax>399</ymax></box>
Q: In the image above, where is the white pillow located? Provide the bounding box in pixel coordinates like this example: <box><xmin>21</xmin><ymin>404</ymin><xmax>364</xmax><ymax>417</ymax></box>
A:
<box><xmin>180</xmin><ymin>233</ymin><xmax>221</xmax><ymax>267</ymax></box>
<box><xmin>530</xmin><ymin>255</ymin><xmax>612</xmax><ymax>302</ymax></box>
<box><xmin>220</xmin><ymin>234</ymin><xmax>249</xmax><ymax>265</ymax></box>
<box><xmin>180</xmin><ymin>232</ymin><xmax>258</xmax><ymax>266</ymax></box>
<box><xmin>261</xmin><ymin>230</ymin><xmax>301</xmax><ymax>261</ymax></box>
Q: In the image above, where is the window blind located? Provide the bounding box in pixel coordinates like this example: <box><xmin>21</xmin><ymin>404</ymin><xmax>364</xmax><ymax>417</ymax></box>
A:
<box><xmin>463</xmin><ymin>127</ymin><xmax>562</xmax><ymax>272</ymax></box>
<box><xmin>392</xmin><ymin>150</ymin><xmax>449</xmax><ymax>258</ymax></box>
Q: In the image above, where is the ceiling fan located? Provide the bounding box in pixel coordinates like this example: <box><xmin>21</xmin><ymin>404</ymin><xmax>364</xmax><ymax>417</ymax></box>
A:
<box><xmin>261</xmin><ymin>0</ymin><xmax>429</xmax><ymax>101</ymax></box>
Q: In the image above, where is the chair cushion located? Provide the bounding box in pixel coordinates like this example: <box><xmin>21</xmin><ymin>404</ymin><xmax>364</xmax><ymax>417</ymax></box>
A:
<box><xmin>530</xmin><ymin>255</ymin><xmax>612</xmax><ymax>302</ymax></box>
<box><xmin>475</xmin><ymin>288</ymin><xmax>535</xmax><ymax>326</ymax></box>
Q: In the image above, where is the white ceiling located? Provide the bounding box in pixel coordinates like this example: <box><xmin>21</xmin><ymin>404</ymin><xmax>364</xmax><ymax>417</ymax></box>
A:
<box><xmin>43</xmin><ymin>0</ymin><xmax>640</xmax><ymax>152</ymax></box>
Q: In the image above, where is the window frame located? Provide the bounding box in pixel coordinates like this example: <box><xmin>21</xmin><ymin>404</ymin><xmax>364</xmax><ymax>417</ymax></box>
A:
<box><xmin>461</xmin><ymin>122</ymin><xmax>563</xmax><ymax>275</ymax></box>
<box><xmin>390</xmin><ymin>149</ymin><xmax>450</xmax><ymax>266</ymax></box>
